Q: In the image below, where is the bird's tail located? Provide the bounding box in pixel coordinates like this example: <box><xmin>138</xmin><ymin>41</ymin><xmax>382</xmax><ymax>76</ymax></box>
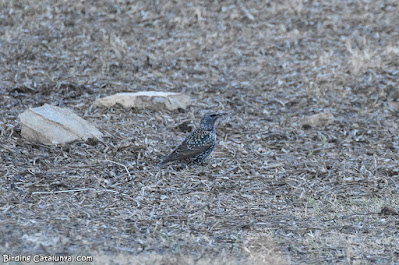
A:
<box><xmin>157</xmin><ymin>161</ymin><xmax>165</xmax><ymax>168</ymax></box>
<box><xmin>157</xmin><ymin>156</ymin><xmax>171</xmax><ymax>168</ymax></box>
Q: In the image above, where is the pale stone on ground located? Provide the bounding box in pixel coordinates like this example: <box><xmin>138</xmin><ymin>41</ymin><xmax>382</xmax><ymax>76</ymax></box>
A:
<box><xmin>93</xmin><ymin>91</ymin><xmax>190</xmax><ymax>110</ymax></box>
<box><xmin>301</xmin><ymin>112</ymin><xmax>335</xmax><ymax>127</ymax></box>
<box><xmin>19</xmin><ymin>104</ymin><xmax>103</xmax><ymax>145</ymax></box>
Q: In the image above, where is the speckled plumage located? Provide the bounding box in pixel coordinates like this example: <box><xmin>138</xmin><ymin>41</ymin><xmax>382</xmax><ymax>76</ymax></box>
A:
<box><xmin>158</xmin><ymin>113</ymin><xmax>224</xmax><ymax>167</ymax></box>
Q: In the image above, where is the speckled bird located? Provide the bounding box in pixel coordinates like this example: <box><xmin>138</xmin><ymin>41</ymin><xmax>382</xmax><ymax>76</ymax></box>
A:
<box><xmin>158</xmin><ymin>113</ymin><xmax>225</xmax><ymax>167</ymax></box>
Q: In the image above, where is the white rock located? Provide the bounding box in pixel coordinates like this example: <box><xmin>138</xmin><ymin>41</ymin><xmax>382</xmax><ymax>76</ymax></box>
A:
<box><xmin>301</xmin><ymin>112</ymin><xmax>335</xmax><ymax>127</ymax></box>
<box><xmin>19</xmin><ymin>104</ymin><xmax>103</xmax><ymax>145</ymax></box>
<box><xmin>93</xmin><ymin>91</ymin><xmax>190</xmax><ymax>110</ymax></box>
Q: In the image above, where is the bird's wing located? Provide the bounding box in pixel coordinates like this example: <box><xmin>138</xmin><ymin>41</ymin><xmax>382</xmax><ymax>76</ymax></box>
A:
<box><xmin>173</xmin><ymin>141</ymin><xmax>212</xmax><ymax>160</ymax></box>
<box><xmin>161</xmin><ymin>130</ymin><xmax>214</xmax><ymax>163</ymax></box>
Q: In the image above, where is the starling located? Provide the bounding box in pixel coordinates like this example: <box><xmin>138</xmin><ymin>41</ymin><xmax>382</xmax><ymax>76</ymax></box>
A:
<box><xmin>158</xmin><ymin>113</ymin><xmax>225</xmax><ymax>167</ymax></box>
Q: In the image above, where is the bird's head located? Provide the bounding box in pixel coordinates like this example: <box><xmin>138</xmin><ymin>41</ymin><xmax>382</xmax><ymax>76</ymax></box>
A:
<box><xmin>200</xmin><ymin>113</ymin><xmax>225</xmax><ymax>130</ymax></box>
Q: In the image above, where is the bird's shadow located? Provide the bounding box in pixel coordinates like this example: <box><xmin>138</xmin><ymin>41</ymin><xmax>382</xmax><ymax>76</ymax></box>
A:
<box><xmin>158</xmin><ymin>161</ymin><xmax>209</xmax><ymax>171</ymax></box>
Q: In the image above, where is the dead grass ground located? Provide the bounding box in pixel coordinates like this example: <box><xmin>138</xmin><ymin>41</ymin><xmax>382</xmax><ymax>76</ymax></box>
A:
<box><xmin>1</xmin><ymin>0</ymin><xmax>399</xmax><ymax>264</ymax></box>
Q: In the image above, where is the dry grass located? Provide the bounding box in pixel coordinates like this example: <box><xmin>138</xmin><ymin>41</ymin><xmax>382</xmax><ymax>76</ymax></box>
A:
<box><xmin>1</xmin><ymin>0</ymin><xmax>399</xmax><ymax>264</ymax></box>
<box><xmin>90</xmin><ymin>235</ymin><xmax>288</xmax><ymax>265</ymax></box>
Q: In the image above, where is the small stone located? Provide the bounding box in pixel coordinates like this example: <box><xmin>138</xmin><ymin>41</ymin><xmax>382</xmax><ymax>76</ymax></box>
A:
<box><xmin>176</xmin><ymin>121</ymin><xmax>193</xmax><ymax>133</ymax></box>
<box><xmin>387</xmin><ymin>86</ymin><xmax>399</xmax><ymax>112</ymax></box>
<box><xmin>301</xmin><ymin>112</ymin><xmax>335</xmax><ymax>128</ymax></box>
<box><xmin>380</xmin><ymin>206</ymin><xmax>398</xmax><ymax>216</ymax></box>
